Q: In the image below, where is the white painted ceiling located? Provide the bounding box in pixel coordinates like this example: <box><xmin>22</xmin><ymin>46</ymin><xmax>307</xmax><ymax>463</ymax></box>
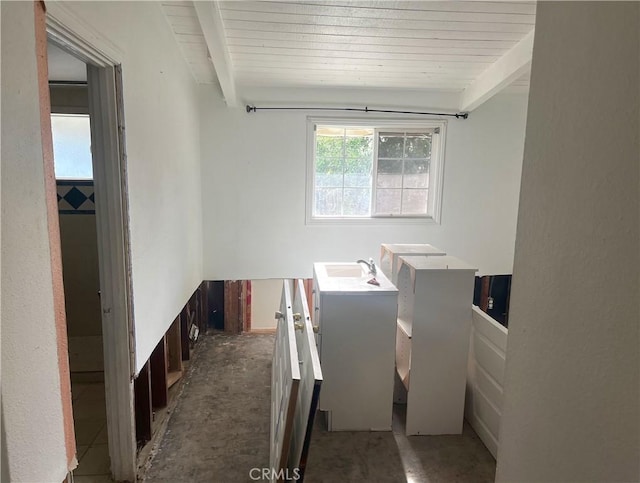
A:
<box><xmin>162</xmin><ymin>1</ymin><xmax>535</xmax><ymax>108</ymax></box>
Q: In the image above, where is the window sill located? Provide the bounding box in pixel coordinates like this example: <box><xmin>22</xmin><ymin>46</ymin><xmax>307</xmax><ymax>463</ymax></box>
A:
<box><xmin>306</xmin><ymin>215</ymin><xmax>440</xmax><ymax>226</ymax></box>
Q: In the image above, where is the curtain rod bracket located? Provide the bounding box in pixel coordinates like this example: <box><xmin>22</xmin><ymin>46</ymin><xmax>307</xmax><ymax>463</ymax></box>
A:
<box><xmin>245</xmin><ymin>104</ymin><xmax>468</xmax><ymax>119</ymax></box>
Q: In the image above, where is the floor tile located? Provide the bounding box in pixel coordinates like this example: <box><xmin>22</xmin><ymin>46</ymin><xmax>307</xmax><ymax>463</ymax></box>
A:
<box><xmin>73</xmin><ymin>400</ymin><xmax>107</xmax><ymax>420</ymax></box>
<box><xmin>79</xmin><ymin>383</ymin><xmax>107</xmax><ymax>402</ymax></box>
<box><xmin>94</xmin><ymin>424</ymin><xmax>109</xmax><ymax>444</ymax></box>
<box><xmin>73</xmin><ymin>475</ymin><xmax>113</xmax><ymax>483</ymax></box>
<box><xmin>71</xmin><ymin>383</ymin><xmax>90</xmax><ymax>401</ymax></box>
<box><xmin>74</xmin><ymin>444</ymin><xmax>110</xmax><ymax>476</ymax></box>
<box><xmin>76</xmin><ymin>445</ymin><xmax>90</xmax><ymax>461</ymax></box>
<box><xmin>74</xmin><ymin>418</ymin><xmax>106</xmax><ymax>445</ymax></box>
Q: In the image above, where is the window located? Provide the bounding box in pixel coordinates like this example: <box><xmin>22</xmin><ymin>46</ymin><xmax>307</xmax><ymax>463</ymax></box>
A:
<box><xmin>308</xmin><ymin>118</ymin><xmax>445</xmax><ymax>223</ymax></box>
<box><xmin>51</xmin><ymin>113</ymin><xmax>93</xmax><ymax>179</ymax></box>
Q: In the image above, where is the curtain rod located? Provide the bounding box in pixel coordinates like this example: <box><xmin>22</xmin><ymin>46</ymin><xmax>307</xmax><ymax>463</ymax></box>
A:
<box><xmin>246</xmin><ymin>105</ymin><xmax>469</xmax><ymax>119</ymax></box>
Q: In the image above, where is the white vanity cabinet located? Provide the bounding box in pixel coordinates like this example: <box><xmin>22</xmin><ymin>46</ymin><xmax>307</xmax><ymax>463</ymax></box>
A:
<box><xmin>312</xmin><ymin>263</ymin><xmax>398</xmax><ymax>431</ymax></box>
<box><xmin>396</xmin><ymin>255</ymin><xmax>477</xmax><ymax>435</ymax></box>
<box><xmin>380</xmin><ymin>243</ymin><xmax>447</xmax><ymax>285</ymax></box>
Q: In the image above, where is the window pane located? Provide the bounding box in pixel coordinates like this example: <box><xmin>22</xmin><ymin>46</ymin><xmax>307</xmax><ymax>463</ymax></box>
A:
<box><xmin>343</xmin><ymin>188</ymin><xmax>371</xmax><ymax>216</ymax></box>
<box><xmin>405</xmin><ymin>135</ymin><xmax>431</xmax><ymax>158</ymax></box>
<box><xmin>376</xmin><ymin>159</ymin><xmax>402</xmax><ymax>188</ymax></box>
<box><xmin>344</xmin><ymin>156</ymin><xmax>372</xmax><ymax>174</ymax></box>
<box><xmin>51</xmin><ymin>114</ymin><xmax>92</xmax><ymax>179</ymax></box>
<box><xmin>404</xmin><ymin>159</ymin><xmax>428</xmax><ymax>174</ymax></box>
<box><xmin>402</xmin><ymin>189</ymin><xmax>428</xmax><ymax>215</ymax></box>
<box><xmin>313</xmin><ymin>124</ymin><xmax>440</xmax><ymax>220</ymax></box>
<box><xmin>345</xmin><ymin>134</ymin><xmax>373</xmax><ymax>159</ymax></box>
<box><xmin>316</xmin><ymin>156</ymin><xmax>343</xmax><ymax>174</ymax></box>
<box><xmin>315</xmin><ymin>188</ymin><xmax>343</xmax><ymax>216</ymax></box>
<box><xmin>377</xmin><ymin>158</ymin><xmax>403</xmax><ymax>174</ymax></box>
<box><xmin>378</xmin><ymin>134</ymin><xmax>404</xmax><ymax>158</ymax></box>
<box><xmin>315</xmin><ymin>126</ymin><xmax>374</xmax><ymax>217</ymax></box>
<box><xmin>344</xmin><ymin>156</ymin><xmax>372</xmax><ymax>188</ymax></box>
<box><xmin>404</xmin><ymin>173</ymin><xmax>429</xmax><ymax>189</ymax></box>
<box><xmin>344</xmin><ymin>173</ymin><xmax>371</xmax><ymax>188</ymax></box>
<box><xmin>404</xmin><ymin>159</ymin><xmax>429</xmax><ymax>188</ymax></box>
<box><xmin>316</xmin><ymin>135</ymin><xmax>344</xmax><ymax>158</ymax></box>
<box><xmin>376</xmin><ymin>188</ymin><xmax>402</xmax><ymax>215</ymax></box>
<box><xmin>316</xmin><ymin>172</ymin><xmax>343</xmax><ymax>188</ymax></box>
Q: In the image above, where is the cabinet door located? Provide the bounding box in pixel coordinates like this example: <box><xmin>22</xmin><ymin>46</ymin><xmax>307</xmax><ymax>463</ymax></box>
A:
<box><xmin>270</xmin><ymin>280</ymin><xmax>323</xmax><ymax>482</ymax></box>
<box><xmin>270</xmin><ymin>282</ymin><xmax>300</xmax><ymax>480</ymax></box>
<box><xmin>311</xmin><ymin>278</ymin><xmax>322</xmax><ymax>356</ymax></box>
<box><xmin>288</xmin><ymin>280</ymin><xmax>323</xmax><ymax>481</ymax></box>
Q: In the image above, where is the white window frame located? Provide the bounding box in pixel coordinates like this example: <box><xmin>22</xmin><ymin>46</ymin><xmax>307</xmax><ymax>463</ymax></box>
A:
<box><xmin>51</xmin><ymin>112</ymin><xmax>94</xmax><ymax>180</ymax></box>
<box><xmin>306</xmin><ymin>117</ymin><xmax>447</xmax><ymax>225</ymax></box>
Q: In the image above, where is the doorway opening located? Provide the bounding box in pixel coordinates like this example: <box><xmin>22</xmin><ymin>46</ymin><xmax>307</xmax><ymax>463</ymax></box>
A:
<box><xmin>45</xmin><ymin>7</ymin><xmax>137</xmax><ymax>479</ymax></box>
<box><xmin>48</xmin><ymin>41</ymin><xmax>110</xmax><ymax>478</ymax></box>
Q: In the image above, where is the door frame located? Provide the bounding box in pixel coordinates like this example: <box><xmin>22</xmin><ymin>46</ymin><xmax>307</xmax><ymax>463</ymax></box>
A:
<box><xmin>46</xmin><ymin>3</ymin><xmax>136</xmax><ymax>481</ymax></box>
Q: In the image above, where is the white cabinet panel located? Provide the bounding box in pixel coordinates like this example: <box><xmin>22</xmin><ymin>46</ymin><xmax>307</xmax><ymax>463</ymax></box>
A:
<box><xmin>380</xmin><ymin>243</ymin><xmax>446</xmax><ymax>285</ymax></box>
<box><xmin>313</xmin><ymin>263</ymin><xmax>398</xmax><ymax>431</ymax></box>
<box><xmin>465</xmin><ymin>306</ymin><xmax>508</xmax><ymax>458</ymax></box>
<box><xmin>397</xmin><ymin>255</ymin><xmax>477</xmax><ymax>436</ymax></box>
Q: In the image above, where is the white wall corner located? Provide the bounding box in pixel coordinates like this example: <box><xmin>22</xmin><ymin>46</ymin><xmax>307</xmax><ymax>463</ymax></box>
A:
<box><xmin>459</xmin><ymin>29</ymin><xmax>534</xmax><ymax>112</ymax></box>
<box><xmin>193</xmin><ymin>1</ymin><xmax>238</xmax><ymax>107</ymax></box>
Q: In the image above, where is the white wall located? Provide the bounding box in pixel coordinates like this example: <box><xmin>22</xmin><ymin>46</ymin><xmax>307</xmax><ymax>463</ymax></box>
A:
<box><xmin>1</xmin><ymin>3</ymin><xmax>69</xmax><ymax>481</ymax></box>
<box><xmin>59</xmin><ymin>1</ymin><xmax>204</xmax><ymax>373</ymax></box>
<box><xmin>200</xmin><ymin>89</ymin><xmax>527</xmax><ymax>280</ymax></box>
<box><xmin>251</xmin><ymin>279</ymin><xmax>283</xmax><ymax>330</ymax></box>
<box><xmin>59</xmin><ymin>214</ymin><xmax>104</xmax><ymax>373</ymax></box>
<box><xmin>497</xmin><ymin>3</ymin><xmax>639</xmax><ymax>481</ymax></box>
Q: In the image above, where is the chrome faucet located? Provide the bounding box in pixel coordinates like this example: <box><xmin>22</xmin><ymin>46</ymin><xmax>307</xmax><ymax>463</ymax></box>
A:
<box><xmin>357</xmin><ymin>257</ymin><xmax>377</xmax><ymax>275</ymax></box>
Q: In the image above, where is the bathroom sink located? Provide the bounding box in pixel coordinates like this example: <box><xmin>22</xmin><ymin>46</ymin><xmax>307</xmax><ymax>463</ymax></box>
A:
<box><xmin>324</xmin><ymin>264</ymin><xmax>366</xmax><ymax>278</ymax></box>
<box><xmin>314</xmin><ymin>262</ymin><xmax>397</xmax><ymax>293</ymax></box>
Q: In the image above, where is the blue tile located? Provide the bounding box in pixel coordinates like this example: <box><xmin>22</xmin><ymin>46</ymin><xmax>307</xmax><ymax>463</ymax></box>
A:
<box><xmin>63</xmin><ymin>187</ymin><xmax>88</xmax><ymax>209</ymax></box>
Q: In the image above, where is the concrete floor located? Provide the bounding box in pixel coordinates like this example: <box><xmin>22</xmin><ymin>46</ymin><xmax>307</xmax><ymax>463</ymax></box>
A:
<box><xmin>143</xmin><ymin>332</ymin><xmax>495</xmax><ymax>482</ymax></box>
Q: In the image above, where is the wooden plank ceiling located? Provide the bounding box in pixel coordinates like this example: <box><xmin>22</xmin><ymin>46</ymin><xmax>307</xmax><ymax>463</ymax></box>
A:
<box><xmin>161</xmin><ymin>1</ymin><xmax>535</xmax><ymax>100</ymax></box>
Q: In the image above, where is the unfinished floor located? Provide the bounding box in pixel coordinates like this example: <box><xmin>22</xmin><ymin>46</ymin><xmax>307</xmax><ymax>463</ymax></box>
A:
<box><xmin>143</xmin><ymin>333</ymin><xmax>495</xmax><ymax>482</ymax></box>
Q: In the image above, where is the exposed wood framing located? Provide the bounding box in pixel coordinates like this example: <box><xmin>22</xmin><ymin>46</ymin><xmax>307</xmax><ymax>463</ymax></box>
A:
<box><xmin>480</xmin><ymin>276</ymin><xmax>491</xmax><ymax>312</ymax></box>
<box><xmin>240</xmin><ymin>280</ymin><xmax>251</xmax><ymax>332</ymax></box>
<box><xmin>133</xmin><ymin>362</ymin><xmax>152</xmax><ymax>445</ymax></box>
<box><xmin>224</xmin><ymin>280</ymin><xmax>242</xmax><ymax>333</ymax></box>
<box><xmin>166</xmin><ymin>318</ymin><xmax>183</xmax><ymax>388</ymax></box>
<box><xmin>180</xmin><ymin>307</ymin><xmax>191</xmax><ymax>361</ymax></box>
<box><xmin>150</xmin><ymin>338</ymin><xmax>168</xmax><ymax>409</ymax></box>
<box><xmin>200</xmin><ymin>282</ymin><xmax>209</xmax><ymax>334</ymax></box>
<box><xmin>459</xmin><ymin>29</ymin><xmax>535</xmax><ymax>112</ymax></box>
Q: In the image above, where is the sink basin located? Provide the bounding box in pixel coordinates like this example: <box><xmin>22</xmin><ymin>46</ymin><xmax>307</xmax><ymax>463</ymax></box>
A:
<box><xmin>324</xmin><ymin>264</ymin><xmax>366</xmax><ymax>278</ymax></box>
<box><xmin>314</xmin><ymin>262</ymin><xmax>398</xmax><ymax>294</ymax></box>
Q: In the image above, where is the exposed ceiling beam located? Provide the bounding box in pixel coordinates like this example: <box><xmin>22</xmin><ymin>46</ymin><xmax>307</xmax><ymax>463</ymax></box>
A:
<box><xmin>193</xmin><ymin>1</ymin><xmax>238</xmax><ymax>107</ymax></box>
<box><xmin>459</xmin><ymin>29</ymin><xmax>535</xmax><ymax>112</ymax></box>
